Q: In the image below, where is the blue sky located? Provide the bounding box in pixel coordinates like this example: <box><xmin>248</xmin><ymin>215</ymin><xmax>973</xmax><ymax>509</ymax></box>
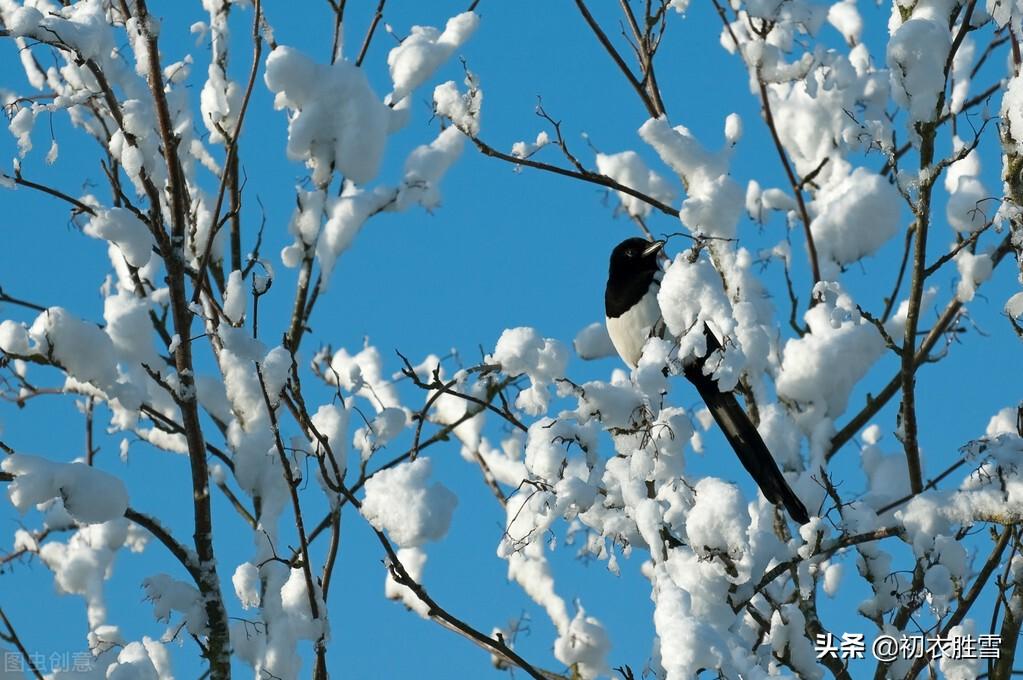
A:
<box><xmin>1</xmin><ymin>1</ymin><xmax>1020</xmax><ymax>678</ymax></box>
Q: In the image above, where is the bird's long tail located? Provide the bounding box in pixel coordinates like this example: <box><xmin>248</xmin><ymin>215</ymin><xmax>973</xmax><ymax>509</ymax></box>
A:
<box><xmin>682</xmin><ymin>330</ymin><xmax>810</xmax><ymax>525</ymax></box>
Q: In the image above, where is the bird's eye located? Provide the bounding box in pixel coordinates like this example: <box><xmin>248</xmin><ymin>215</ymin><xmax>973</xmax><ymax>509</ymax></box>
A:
<box><xmin>626</xmin><ymin>249</ymin><xmax>636</xmax><ymax>257</ymax></box>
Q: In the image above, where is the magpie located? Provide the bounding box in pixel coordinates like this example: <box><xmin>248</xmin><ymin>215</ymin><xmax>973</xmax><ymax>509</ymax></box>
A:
<box><xmin>605</xmin><ymin>237</ymin><xmax>810</xmax><ymax>525</ymax></box>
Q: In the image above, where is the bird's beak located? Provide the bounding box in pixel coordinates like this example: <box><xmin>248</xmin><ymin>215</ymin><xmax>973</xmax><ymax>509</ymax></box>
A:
<box><xmin>642</xmin><ymin>240</ymin><xmax>666</xmax><ymax>257</ymax></box>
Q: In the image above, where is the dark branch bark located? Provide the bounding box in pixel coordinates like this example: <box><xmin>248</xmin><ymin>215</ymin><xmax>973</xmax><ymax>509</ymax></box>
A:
<box><xmin>574</xmin><ymin>0</ymin><xmax>661</xmax><ymax>117</ymax></box>
<box><xmin>131</xmin><ymin>1</ymin><xmax>231</xmax><ymax>675</ymax></box>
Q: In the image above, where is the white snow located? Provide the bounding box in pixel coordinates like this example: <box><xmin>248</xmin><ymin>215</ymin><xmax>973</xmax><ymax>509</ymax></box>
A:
<box><xmin>810</xmin><ymin>165</ymin><xmax>903</xmax><ymax>266</ymax></box>
<box><xmin>215</xmin><ymin>325</ymin><xmax>268</xmax><ymax>427</ymax></box>
<box><xmin>552</xmin><ymin>607</ymin><xmax>610</xmax><ymax>679</ymax></box>
<box><xmin>954</xmin><ymin>250</ymin><xmax>993</xmax><ymax>302</ymax></box>
<box><xmin>1003</xmin><ymin>74</ymin><xmax>1023</xmax><ymax>153</ymax></box>
<box><xmin>361</xmin><ymin>458</ymin><xmax>457</xmax><ymax>548</ymax></box>
<box><xmin>329</xmin><ymin>344</ymin><xmax>402</xmax><ymax>411</ymax></box>
<box><xmin>524</xmin><ymin>417</ymin><xmax>599</xmax><ymax>490</ymax></box>
<box><xmin>639</xmin><ymin>117</ymin><xmax>742</xmax><ymax>238</ymax></box>
<box><xmin>28</xmin><ymin>307</ymin><xmax>119</xmax><ymax>392</ymax></box>
<box><xmin>775</xmin><ymin>284</ymin><xmax>886</xmax><ymax>428</ymax></box>
<box><xmin>639</xmin><ymin>117</ymin><xmax>726</xmax><ymax>190</ymax></box>
<box><xmin>106</xmin><ymin>639</ymin><xmax>172</xmax><ymax>680</ymax></box>
<box><xmin>987</xmin><ymin>406</ymin><xmax>1021</xmax><ymax>436</ymax></box>
<box><xmin>861</xmin><ymin>426</ymin><xmax>912</xmax><ymax>509</ymax></box>
<box><xmin>143</xmin><ymin>574</ymin><xmax>207</xmax><ymax>635</ymax></box>
<box><xmin>724</xmin><ymin>113</ymin><xmax>742</xmax><ymax>145</ymax></box>
<box><xmin>3</xmin><ymin>453</ymin><xmax>128</xmax><ymax>524</ymax></box>
<box><xmin>233</xmin><ymin>562</ymin><xmax>261</xmax><ymax>609</ymax></box>
<box><xmin>222</xmin><ymin>270</ymin><xmax>245</xmax><ymax>324</ymax></box>
<box><xmin>945</xmin><ymin>141</ymin><xmax>990</xmax><ymax>233</ymax></box>
<box><xmin>0</xmin><ymin>320</ymin><xmax>31</xmax><ymax>355</ymax></box>
<box><xmin>887</xmin><ymin>18</ymin><xmax>951</xmax><ymax>130</ymax></box>
<box><xmin>385</xmin><ymin>546</ymin><xmax>430</xmax><ymax>617</ymax></box>
<box><xmin>656</xmin><ymin>252</ymin><xmax>737</xmax><ymax>376</ymax></box>
<box><xmin>769</xmin><ymin>606</ymin><xmax>824</xmax><ymax>679</ymax></box>
<box><xmin>1006</xmin><ymin>292</ymin><xmax>1023</xmax><ymax>319</ymax></box>
<box><xmin>201</xmin><ymin>63</ymin><xmax>241</xmax><ymax>145</ymax></box>
<box><xmin>512</xmin><ymin>131</ymin><xmax>550</xmax><ymax>158</ymax></box>
<box><xmin>9</xmin><ymin>106</ymin><xmax>34</xmax><ymax>157</ymax></box>
<box><xmin>987</xmin><ymin>0</ymin><xmax>1023</xmax><ymax>30</ymax></box>
<box><xmin>680</xmin><ymin>175</ymin><xmax>745</xmax><ymax>239</ymax></box>
<box><xmin>387</xmin><ymin>12</ymin><xmax>478</xmax><ymax>103</ymax></box>
<box><xmin>594</xmin><ymin>150</ymin><xmax>676</xmax><ymax>218</ymax></box>
<box><xmin>433</xmin><ymin>75</ymin><xmax>482</xmax><ymax>136</ymax></box>
<box><xmin>396</xmin><ymin>125</ymin><xmax>464</xmax><ymax>211</ymax></box>
<box><xmin>420</xmin><ymin>360</ymin><xmax>485</xmax><ymax>451</ymax></box>
<box><xmin>947</xmin><ymin>175</ymin><xmax>990</xmax><ymax>233</ymax></box>
<box><xmin>686</xmin><ymin>478</ymin><xmax>750</xmax><ymax>554</ymax></box>
<box><xmin>949</xmin><ymin>32</ymin><xmax>975</xmax><ymax>115</ymax></box>
<box><xmin>310</xmin><ymin>403</ymin><xmax>350</xmax><ymax>478</ymax></box>
<box><xmin>316</xmin><ymin>185</ymin><xmax>397</xmax><ymax>286</ymax></box>
<box><xmin>488</xmin><ymin>327</ymin><xmax>567</xmax><ymax>416</ymax></box>
<box><xmin>264</xmin><ymin>46</ymin><xmax>390</xmax><ymax>185</ymax></box>
<box><xmin>823</xmin><ymin>562</ymin><xmax>843</xmax><ymax>596</ymax></box>
<box><xmin>279</xmin><ymin>566</ymin><xmax>326</xmax><ymax>640</ymax></box>
<box><xmin>104</xmin><ymin>290</ymin><xmax>158</xmax><ymax>366</ymax></box>
<box><xmin>651</xmin><ymin>565</ymin><xmax>728</xmax><ymax>679</ymax></box>
<box><xmin>828</xmin><ymin>0</ymin><xmax>863</xmax><ymax>44</ymax></box>
<box><xmin>5</xmin><ymin>6</ymin><xmax>43</xmax><ymax>37</ymax></box>
<box><xmin>109</xmin><ymin>98</ymin><xmax>166</xmax><ymax>191</ymax></box>
<box><xmin>199</xmin><ymin>0</ymin><xmax>240</xmax><ymax>145</ymax></box>
<box><xmin>260</xmin><ymin>345</ymin><xmax>291</xmax><ymax>406</ymax></box>
<box><xmin>33</xmin><ymin>520</ymin><xmax>143</xmax><ymax>631</ymax></box>
<box><xmin>573</xmin><ymin>322</ymin><xmax>616</xmax><ymax>360</ymax></box>
<box><xmin>353</xmin><ymin>407</ymin><xmax>407</xmax><ymax>461</ymax></box>
<box><xmin>940</xmin><ymin>622</ymin><xmax>983</xmax><ymax>679</ymax></box>
<box><xmin>503</xmin><ymin>489</ymin><xmax>606</xmax><ymax>675</ymax></box>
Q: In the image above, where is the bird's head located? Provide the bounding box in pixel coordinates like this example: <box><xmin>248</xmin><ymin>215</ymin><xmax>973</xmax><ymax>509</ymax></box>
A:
<box><xmin>607</xmin><ymin>237</ymin><xmax>665</xmax><ymax>283</ymax></box>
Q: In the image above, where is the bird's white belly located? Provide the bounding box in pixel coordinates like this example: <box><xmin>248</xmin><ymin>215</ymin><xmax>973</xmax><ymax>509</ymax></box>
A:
<box><xmin>605</xmin><ymin>286</ymin><xmax>661</xmax><ymax>368</ymax></box>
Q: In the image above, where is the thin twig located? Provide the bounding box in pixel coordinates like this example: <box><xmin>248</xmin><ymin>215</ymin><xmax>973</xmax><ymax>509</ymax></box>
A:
<box><xmin>0</xmin><ymin>286</ymin><xmax>47</xmax><ymax>313</ymax></box>
<box><xmin>0</xmin><ymin>609</ymin><xmax>45</xmax><ymax>680</ymax></box>
<box><xmin>192</xmin><ymin>0</ymin><xmax>264</xmax><ymax>304</ymax></box>
<box><xmin>355</xmin><ymin>0</ymin><xmax>386</xmax><ymax>67</ymax></box>
<box><xmin>124</xmin><ymin>507</ymin><xmax>201</xmax><ymax>583</ymax></box>
<box><xmin>466</xmin><ymin>132</ymin><xmax>676</xmax><ymax>216</ymax></box>
<box><xmin>1</xmin><ymin>172</ymin><xmax>96</xmax><ymax>216</ymax></box>
<box><xmin>574</xmin><ymin>0</ymin><xmax>660</xmax><ymax>117</ymax></box>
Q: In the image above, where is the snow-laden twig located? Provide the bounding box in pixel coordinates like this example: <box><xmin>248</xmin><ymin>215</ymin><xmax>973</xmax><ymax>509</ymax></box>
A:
<box><xmin>192</xmin><ymin>0</ymin><xmax>263</xmax><ymax>305</ymax></box>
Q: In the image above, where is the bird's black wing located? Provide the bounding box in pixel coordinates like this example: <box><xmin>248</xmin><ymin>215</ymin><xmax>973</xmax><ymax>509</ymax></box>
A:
<box><xmin>683</xmin><ymin>326</ymin><xmax>810</xmax><ymax>524</ymax></box>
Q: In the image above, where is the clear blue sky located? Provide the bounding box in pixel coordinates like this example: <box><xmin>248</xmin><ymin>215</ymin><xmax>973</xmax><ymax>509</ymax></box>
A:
<box><xmin>1</xmin><ymin>1</ymin><xmax>1019</xmax><ymax>678</ymax></box>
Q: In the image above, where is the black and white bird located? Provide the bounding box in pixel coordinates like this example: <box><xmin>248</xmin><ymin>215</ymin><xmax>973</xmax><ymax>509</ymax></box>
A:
<box><xmin>604</xmin><ymin>237</ymin><xmax>810</xmax><ymax>525</ymax></box>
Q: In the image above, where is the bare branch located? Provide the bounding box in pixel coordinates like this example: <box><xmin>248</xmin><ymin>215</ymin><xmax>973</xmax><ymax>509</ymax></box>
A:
<box><xmin>0</xmin><ymin>608</ymin><xmax>45</xmax><ymax>680</ymax></box>
<box><xmin>466</xmin><ymin>130</ymin><xmax>676</xmax><ymax>217</ymax></box>
<box><xmin>0</xmin><ymin>171</ymin><xmax>96</xmax><ymax>217</ymax></box>
<box><xmin>355</xmin><ymin>0</ymin><xmax>386</xmax><ymax>68</ymax></box>
<box><xmin>574</xmin><ymin>0</ymin><xmax>661</xmax><ymax>117</ymax></box>
<box><xmin>192</xmin><ymin>0</ymin><xmax>264</xmax><ymax>304</ymax></box>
